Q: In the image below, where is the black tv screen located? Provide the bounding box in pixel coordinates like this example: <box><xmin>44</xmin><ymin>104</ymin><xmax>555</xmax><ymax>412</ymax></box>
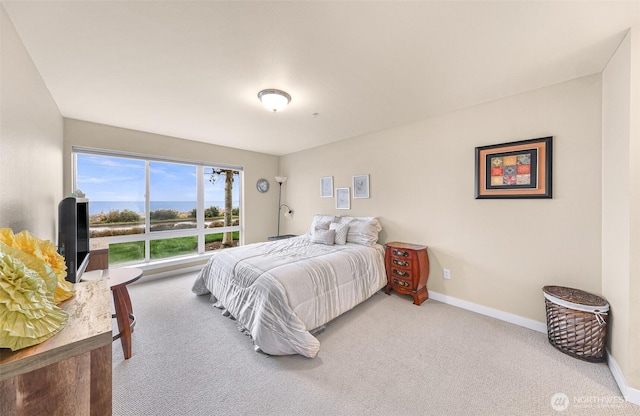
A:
<box><xmin>58</xmin><ymin>197</ymin><xmax>90</xmax><ymax>283</ymax></box>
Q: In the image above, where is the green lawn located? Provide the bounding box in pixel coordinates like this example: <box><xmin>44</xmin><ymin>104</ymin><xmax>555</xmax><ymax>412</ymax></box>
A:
<box><xmin>109</xmin><ymin>232</ymin><xmax>239</xmax><ymax>265</ymax></box>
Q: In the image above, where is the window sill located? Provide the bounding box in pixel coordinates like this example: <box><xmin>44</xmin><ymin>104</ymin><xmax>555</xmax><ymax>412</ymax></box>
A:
<box><xmin>121</xmin><ymin>252</ymin><xmax>215</xmax><ymax>283</ymax></box>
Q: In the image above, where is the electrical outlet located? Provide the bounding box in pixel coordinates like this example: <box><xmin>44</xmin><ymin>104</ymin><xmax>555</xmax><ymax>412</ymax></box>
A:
<box><xmin>443</xmin><ymin>268</ymin><xmax>451</xmax><ymax>279</ymax></box>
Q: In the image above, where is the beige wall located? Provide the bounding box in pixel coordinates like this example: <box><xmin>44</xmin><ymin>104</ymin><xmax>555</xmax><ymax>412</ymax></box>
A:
<box><xmin>602</xmin><ymin>30</ymin><xmax>633</xmax><ymax>389</ymax></box>
<box><xmin>630</xmin><ymin>23</ymin><xmax>640</xmax><ymax>396</ymax></box>
<box><xmin>280</xmin><ymin>75</ymin><xmax>603</xmax><ymax>325</ymax></box>
<box><xmin>0</xmin><ymin>4</ymin><xmax>63</xmax><ymax>242</ymax></box>
<box><xmin>63</xmin><ymin>119</ymin><xmax>280</xmax><ymax>244</ymax></box>
<box><xmin>602</xmin><ymin>23</ymin><xmax>640</xmax><ymax>394</ymax></box>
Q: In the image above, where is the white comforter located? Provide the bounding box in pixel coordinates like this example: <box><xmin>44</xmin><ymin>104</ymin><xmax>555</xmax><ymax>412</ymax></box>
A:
<box><xmin>191</xmin><ymin>236</ymin><xmax>386</xmax><ymax>358</ymax></box>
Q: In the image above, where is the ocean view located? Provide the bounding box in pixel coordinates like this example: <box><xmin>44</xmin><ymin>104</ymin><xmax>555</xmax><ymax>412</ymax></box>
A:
<box><xmin>88</xmin><ymin>201</ymin><xmax>239</xmax><ymax>215</ymax></box>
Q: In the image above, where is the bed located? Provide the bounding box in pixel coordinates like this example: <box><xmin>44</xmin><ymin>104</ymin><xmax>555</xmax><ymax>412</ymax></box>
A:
<box><xmin>191</xmin><ymin>215</ymin><xmax>386</xmax><ymax>358</ymax></box>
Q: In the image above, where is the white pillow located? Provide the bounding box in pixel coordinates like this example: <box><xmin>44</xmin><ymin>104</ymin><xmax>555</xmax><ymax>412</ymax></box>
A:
<box><xmin>310</xmin><ymin>229</ymin><xmax>335</xmax><ymax>245</ymax></box>
<box><xmin>308</xmin><ymin>214</ymin><xmax>335</xmax><ymax>235</ymax></box>
<box><xmin>330</xmin><ymin>222</ymin><xmax>348</xmax><ymax>245</ymax></box>
<box><xmin>335</xmin><ymin>216</ymin><xmax>377</xmax><ymax>225</ymax></box>
<box><xmin>313</xmin><ymin>221</ymin><xmax>331</xmax><ymax>233</ymax></box>
<box><xmin>341</xmin><ymin>217</ymin><xmax>382</xmax><ymax>246</ymax></box>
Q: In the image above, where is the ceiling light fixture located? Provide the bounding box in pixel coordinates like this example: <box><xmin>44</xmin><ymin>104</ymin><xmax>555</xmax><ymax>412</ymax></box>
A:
<box><xmin>258</xmin><ymin>89</ymin><xmax>291</xmax><ymax>113</ymax></box>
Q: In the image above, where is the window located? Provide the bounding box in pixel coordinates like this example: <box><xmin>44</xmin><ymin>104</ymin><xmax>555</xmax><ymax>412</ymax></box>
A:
<box><xmin>73</xmin><ymin>148</ymin><xmax>242</xmax><ymax>267</ymax></box>
<box><xmin>149</xmin><ymin>161</ymin><xmax>197</xmax><ymax>232</ymax></box>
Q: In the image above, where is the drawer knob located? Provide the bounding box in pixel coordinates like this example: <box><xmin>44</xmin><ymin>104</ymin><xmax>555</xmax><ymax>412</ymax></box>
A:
<box><xmin>393</xmin><ymin>259</ymin><xmax>409</xmax><ymax>267</ymax></box>
<box><xmin>392</xmin><ymin>249</ymin><xmax>409</xmax><ymax>257</ymax></box>
<box><xmin>393</xmin><ymin>278</ymin><xmax>410</xmax><ymax>287</ymax></box>
<box><xmin>393</xmin><ymin>269</ymin><xmax>409</xmax><ymax>277</ymax></box>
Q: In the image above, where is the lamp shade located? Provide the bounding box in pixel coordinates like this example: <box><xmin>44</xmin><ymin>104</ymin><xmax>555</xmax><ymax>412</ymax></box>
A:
<box><xmin>275</xmin><ymin>176</ymin><xmax>287</xmax><ymax>184</ymax></box>
<box><xmin>258</xmin><ymin>89</ymin><xmax>291</xmax><ymax>112</ymax></box>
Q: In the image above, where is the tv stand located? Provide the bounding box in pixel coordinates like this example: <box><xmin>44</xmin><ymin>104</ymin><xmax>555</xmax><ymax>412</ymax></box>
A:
<box><xmin>87</xmin><ymin>238</ymin><xmax>109</xmax><ymax>272</ymax></box>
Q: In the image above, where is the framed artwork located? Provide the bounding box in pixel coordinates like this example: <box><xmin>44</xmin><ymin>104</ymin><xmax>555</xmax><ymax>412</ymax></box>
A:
<box><xmin>352</xmin><ymin>174</ymin><xmax>369</xmax><ymax>198</ymax></box>
<box><xmin>336</xmin><ymin>187</ymin><xmax>350</xmax><ymax>209</ymax></box>
<box><xmin>320</xmin><ymin>176</ymin><xmax>333</xmax><ymax>197</ymax></box>
<box><xmin>475</xmin><ymin>136</ymin><xmax>552</xmax><ymax>199</ymax></box>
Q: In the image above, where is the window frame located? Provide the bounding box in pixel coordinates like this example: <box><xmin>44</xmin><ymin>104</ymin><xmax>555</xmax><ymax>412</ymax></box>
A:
<box><xmin>72</xmin><ymin>146</ymin><xmax>243</xmax><ymax>266</ymax></box>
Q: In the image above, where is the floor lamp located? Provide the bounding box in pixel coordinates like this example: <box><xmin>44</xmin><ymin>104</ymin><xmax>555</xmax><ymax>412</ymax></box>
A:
<box><xmin>275</xmin><ymin>176</ymin><xmax>287</xmax><ymax>236</ymax></box>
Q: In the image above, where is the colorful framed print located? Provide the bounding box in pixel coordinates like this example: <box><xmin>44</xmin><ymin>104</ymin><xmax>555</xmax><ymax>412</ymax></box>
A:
<box><xmin>320</xmin><ymin>176</ymin><xmax>333</xmax><ymax>197</ymax></box>
<box><xmin>475</xmin><ymin>136</ymin><xmax>552</xmax><ymax>199</ymax></box>
<box><xmin>352</xmin><ymin>174</ymin><xmax>369</xmax><ymax>198</ymax></box>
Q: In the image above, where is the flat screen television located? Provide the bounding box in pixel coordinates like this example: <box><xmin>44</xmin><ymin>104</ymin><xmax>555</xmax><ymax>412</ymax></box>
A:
<box><xmin>58</xmin><ymin>196</ymin><xmax>90</xmax><ymax>283</ymax></box>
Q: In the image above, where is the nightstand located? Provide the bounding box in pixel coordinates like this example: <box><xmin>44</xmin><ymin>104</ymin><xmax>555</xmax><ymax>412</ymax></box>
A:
<box><xmin>268</xmin><ymin>234</ymin><xmax>297</xmax><ymax>241</ymax></box>
<box><xmin>384</xmin><ymin>241</ymin><xmax>430</xmax><ymax>305</ymax></box>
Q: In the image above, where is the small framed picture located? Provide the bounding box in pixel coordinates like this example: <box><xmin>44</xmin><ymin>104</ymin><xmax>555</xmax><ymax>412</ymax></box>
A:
<box><xmin>336</xmin><ymin>187</ymin><xmax>350</xmax><ymax>210</ymax></box>
<box><xmin>320</xmin><ymin>176</ymin><xmax>333</xmax><ymax>198</ymax></box>
<box><xmin>352</xmin><ymin>174</ymin><xmax>369</xmax><ymax>198</ymax></box>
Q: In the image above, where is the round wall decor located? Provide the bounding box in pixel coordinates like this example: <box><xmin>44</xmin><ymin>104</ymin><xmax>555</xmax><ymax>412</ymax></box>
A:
<box><xmin>256</xmin><ymin>178</ymin><xmax>269</xmax><ymax>193</ymax></box>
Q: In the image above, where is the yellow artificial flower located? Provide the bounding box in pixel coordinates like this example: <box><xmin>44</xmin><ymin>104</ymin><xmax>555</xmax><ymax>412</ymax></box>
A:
<box><xmin>13</xmin><ymin>230</ymin><xmax>44</xmax><ymax>260</ymax></box>
<box><xmin>37</xmin><ymin>239</ymin><xmax>73</xmax><ymax>303</ymax></box>
<box><xmin>0</xmin><ymin>228</ymin><xmax>15</xmax><ymax>247</ymax></box>
<box><xmin>4</xmin><ymin>230</ymin><xmax>74</xmax><ymax>303</ymax></box>
<box><xmin>0</xmin><ymin>228</ymin><xmax>77</xmax><ymax>351</ymax></box>
<box><xmin>0</xmin><ymin>243</ymin><xmax>68</xmax><ymax>351</ymax></box>
<box><xmin>37</xmin><ymin>239</ymin><xmax>67</xmax><ymax>279</ymax></box>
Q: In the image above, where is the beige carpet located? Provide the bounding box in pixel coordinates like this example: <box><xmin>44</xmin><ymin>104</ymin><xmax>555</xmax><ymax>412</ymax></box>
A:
<box><xmin>112</xmin><ymin>272</ymin><xmax>640</xmax><ymax>416</ymax></box>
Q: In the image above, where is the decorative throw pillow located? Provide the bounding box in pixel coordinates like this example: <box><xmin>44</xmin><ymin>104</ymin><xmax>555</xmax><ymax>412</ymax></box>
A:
<box><xmin>335</xmin><ymin>216</ymin><xmax>376</xmax><ymax>224</ymax></box>
<box><xmin>329</xmin><ymin>222</ymin><xmax>348</xmax><ymax>245</ymax></box>
<box><xmin>311</xmin><ymin>229</ymin><xmax>336</xmax><ymax>245</ymax></box>
<box><xmin>314</xmin><ymin>221</ymin><xmax>331</xmax><ymax>233</ymax></box>
<box><xmin>344</xmin><ymin>217</ymin><xmax>382</xmax><ymax>246</ymax></box>
<box><xmin>334</xmin><ymin>216</ymin><xmax>355</xmax><ymax>224</ymax></box>
<box><xmin>307</xmin><ymin>215</ymin><xmax>335</xmax><ymax>235</ymax></box>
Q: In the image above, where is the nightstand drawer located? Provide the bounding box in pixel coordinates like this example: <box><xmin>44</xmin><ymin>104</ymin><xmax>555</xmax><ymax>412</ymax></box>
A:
<box><xmin>391</xmin><ymin>248</ymin><xmax>412</xmax><ymax>258</ymax></box>
<box><xmin>391</xmin><ymin>277</ymin><xmax>412</xmax><ymax>288</ymax></box>
<box><xmin>391</xmin><ymin>257</ymin><xmax>412</xmax><ymax>269</ymax></box>
<box><xmin>391</xmin><ymin>268</ymin><xmax>413</xmax><ymax>280</ymax></box>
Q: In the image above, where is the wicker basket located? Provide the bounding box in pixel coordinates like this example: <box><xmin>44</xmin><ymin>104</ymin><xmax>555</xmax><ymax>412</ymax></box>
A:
<box><xmin>542</xmin><ymin>286</ymin><xmax>609</xmax><ymax>362</ymax></box>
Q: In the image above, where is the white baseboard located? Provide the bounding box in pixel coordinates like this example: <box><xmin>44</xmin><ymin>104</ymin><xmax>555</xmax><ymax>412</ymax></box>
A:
<box><xmin>428</xmin><ymin>290</ymin><xmax>639</xmax><ymax>407</ymax></box>
<box><xmin>428</xmin><ymin>290</ymin><xmax>548</xmax><ymax>333</ymax></box>
<box><xmin>607</xmin><ymin>349</ymin><xmax>640</xmax><ymax>406</ymax></box>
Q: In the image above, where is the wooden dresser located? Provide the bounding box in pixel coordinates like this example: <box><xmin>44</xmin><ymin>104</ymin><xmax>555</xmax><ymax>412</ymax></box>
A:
<box><xmin>0</xmin><ymin>280</ymin><xmax>113</xmax><ymax>415</ymax></box>
<box><xmin>384</xmin><ymin>241</ymin><xmax>430</xmax><ymax>306</ymax></box>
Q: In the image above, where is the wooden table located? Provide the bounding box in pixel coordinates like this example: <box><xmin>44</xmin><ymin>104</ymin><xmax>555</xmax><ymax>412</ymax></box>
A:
<box><xmin>82</xmin><ymin>268</ymin><xmax>143</xmax><ymax>359</ymax></box>
<box><xmin>0</xmin><ymin>280</ymin><xmax>113</xmax><ymax>415</ymax></box>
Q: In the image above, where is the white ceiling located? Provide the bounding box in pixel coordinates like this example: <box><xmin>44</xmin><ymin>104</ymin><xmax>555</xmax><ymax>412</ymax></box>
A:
<box><xmin>3</xmin><ymin>1</ymin><xmax>638</xmax><ymax>156</ymax></box>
